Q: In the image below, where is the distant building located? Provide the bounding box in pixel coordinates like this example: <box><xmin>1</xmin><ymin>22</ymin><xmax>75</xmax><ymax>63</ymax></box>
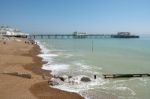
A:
<box><xmin>0</xmin><ymin>26</ymin><xmax>28</xmax><ymax>37</ymax></box>
<box><xmin>73</xmin><ymin>32</ymin><xmax>87</xmax><ymax>38</ymax></box>
<box><xmin>117</xmin><ymin>32</ymin><xmax>130</xmax><ymax>36</ymax></box>
<box><xmin>73</xmin><ymin>32</ymin><xmax>86</xmax><ymax>36</ymax></box>
<box><xmin>111</xmin><ymin>32</ymin><xmax>139</xmax><ymax>38</ymax></box>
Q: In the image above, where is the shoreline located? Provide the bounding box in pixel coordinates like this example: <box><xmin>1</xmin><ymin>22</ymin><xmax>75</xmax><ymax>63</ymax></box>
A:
<box><xmin>0</xmin><ymin>37</ymin><xmax>84</xmax><ymax>99</ymax></box>
<box><xmin>26</xmin><ymin>41</ymin><xmax>85</xmax><ymax>99</ymax></box>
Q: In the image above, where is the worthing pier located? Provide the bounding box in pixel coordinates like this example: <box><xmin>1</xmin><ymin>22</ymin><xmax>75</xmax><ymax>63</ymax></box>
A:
<box><xmin>28</xmin><ymin>32</ymin><xmax>139</xmax><ymax>39</ymax></box>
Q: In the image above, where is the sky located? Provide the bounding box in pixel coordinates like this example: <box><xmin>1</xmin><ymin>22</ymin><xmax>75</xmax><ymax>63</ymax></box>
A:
<box><xmin>0</xmin><ymin>0</ymin><xmax>150</xmax><ymax>34</ymax></box>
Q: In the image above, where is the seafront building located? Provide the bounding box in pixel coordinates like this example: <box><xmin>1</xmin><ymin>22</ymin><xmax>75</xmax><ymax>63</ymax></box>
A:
<box><xmin>73</xmin><ymin>32</ymin><xmax>87</xmax><ymax>38</ymax></box>
<box><xmin>73</xmin><ymin>32</ymin><xmax>86</xmax><ymax>36</ymax></box>
<box><xmin>117</xmin><ymin>32</ymin><xmax>130</xmax><ymax>36</ymax></box>
<box><xmin>111</xmin><ymin>32</ymin><xmax>139</xmax><ymax>38</ymax></box>
<box><xmin>0</xmin><ymin>26</ymin><xmax>28</xmax><ymax>37</ymax></box>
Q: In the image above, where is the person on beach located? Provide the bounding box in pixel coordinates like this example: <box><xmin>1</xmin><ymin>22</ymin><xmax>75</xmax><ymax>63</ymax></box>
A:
<box><xmin>3</xmin><ymin>41</ymin><xmax>6</xmax><ymax>44</ymax></box>
<box><xmin>42</xmin><ymin>73</ymin><xmax>46</xmax><ymax>80</ymax></box>
<box><xmin>94</xmin><ymin>75</ymin><xmax>96</xmax><ymax>79</ymax></box>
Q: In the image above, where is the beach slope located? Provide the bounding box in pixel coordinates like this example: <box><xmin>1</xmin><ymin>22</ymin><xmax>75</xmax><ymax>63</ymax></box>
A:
<box><xmin>0</xmin><ymin>37</ymin><xmax>83</xmax><ymax>99</ymax></box>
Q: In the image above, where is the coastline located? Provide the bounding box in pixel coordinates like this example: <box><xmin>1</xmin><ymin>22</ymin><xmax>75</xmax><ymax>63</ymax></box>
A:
<box><xmin>26</xmin><ymin>40</ymin><xmax>85</xmax><ymax>99</ymax></box>
<box><xmin>0</xmin><ymin>37</ymin><xmax>84</xmax><ymax>99</ymax></box>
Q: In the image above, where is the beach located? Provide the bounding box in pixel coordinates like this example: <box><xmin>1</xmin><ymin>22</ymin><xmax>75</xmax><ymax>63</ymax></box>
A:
<box><xmin>0</xmin><ymin>37</ymin><xmax>84</xmax><ymax>99</ymax></box>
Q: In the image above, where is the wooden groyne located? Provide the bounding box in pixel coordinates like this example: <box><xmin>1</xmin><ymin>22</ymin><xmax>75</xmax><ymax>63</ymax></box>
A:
<box><xmin>103</xmin><ymin>74</ymin><xmax>150</xmax><ymax>79</ymax></box>
<box><xmin>1</xmin><ymin>72</ymin><xmax>32</xmax><ymax>79</ymax></box>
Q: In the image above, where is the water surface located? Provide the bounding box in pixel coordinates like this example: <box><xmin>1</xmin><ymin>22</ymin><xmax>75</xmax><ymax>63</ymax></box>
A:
<box><xmin>37</xmin><ymin>37</ymin><xmax>150</xmax><ymax>99</ymax></box>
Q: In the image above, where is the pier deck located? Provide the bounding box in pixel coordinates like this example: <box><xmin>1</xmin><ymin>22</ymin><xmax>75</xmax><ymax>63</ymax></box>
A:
<box><xmin>28</xmin><ymin>34</ymin><xmax>139</xmax><ymax>39</ymax></box>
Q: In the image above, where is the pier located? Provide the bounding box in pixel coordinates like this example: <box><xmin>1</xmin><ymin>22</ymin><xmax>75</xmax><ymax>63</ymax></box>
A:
<box><xmin>103</xmin><ymin>73</ymin><xmax>150</xmax><ymax>79</ymax></box>
<box><xmin>28</xmin><ymin>34</ymin><xmax>113</xmax><ymax>39</ymax></box>
<box><xmin>28</xmin><ymin>33</ymin><xmax>139</xmax><ymax>39</ymax></box>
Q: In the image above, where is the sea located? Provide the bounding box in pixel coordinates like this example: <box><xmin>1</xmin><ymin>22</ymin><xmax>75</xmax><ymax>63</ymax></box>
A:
<box><xmin>35</xmin><ymin>35</ymin><xmax>150</xmax><ymax>99</ymax></box>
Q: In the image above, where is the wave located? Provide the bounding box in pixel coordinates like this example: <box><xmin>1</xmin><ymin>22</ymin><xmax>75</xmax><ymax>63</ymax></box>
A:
<box><xmin>36</xmin><ymin>40</ymin><xmax>108</xmax><ymax>99</ymax></box>
<box><xmin>36</xmin><ymin>40</ymin><xmax>143</xmax><ymax>99</ymax></box>
<box><xmin>42</xmin><ymin>64</ymin><xmax>70</xmax><ymax>75</ymax></box>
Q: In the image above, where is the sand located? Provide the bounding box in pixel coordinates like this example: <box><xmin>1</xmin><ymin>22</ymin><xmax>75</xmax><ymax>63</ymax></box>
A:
<box><xmin>0</xmin><ymin>37</ymin><xmax>84</xmax><ymax>99</ymax></box>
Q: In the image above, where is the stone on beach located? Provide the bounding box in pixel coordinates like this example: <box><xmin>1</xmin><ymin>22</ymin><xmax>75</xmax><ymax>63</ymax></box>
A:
<box><xmin>81</xmin><ymin>77</ymin><xmax>91</xmax><ymax>82</ymax></box>
<box><xmin>48</xmin><ymin>80</ymin><xmax>59</xmax><ymax>86</ymax></box>
<box><xmin>55</xmin><ymin>75</ymin><xmax>71</xmax><ymax>81</ymax></box>
<box><xmin>59</xmin><ymin>75</ymin><xmax>69</xmax><ymax>81</ymax></box>
<box><xmin>48</xmin><ymin>78</ymin><xmax>63</xmax><ymax>86</ymax></box>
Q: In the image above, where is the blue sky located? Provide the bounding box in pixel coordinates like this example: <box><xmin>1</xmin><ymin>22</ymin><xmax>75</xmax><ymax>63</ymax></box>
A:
<box><xmin>0</xmin><ymin>0</ymin><xmax>150</xmax><ymax>34</ymax></box>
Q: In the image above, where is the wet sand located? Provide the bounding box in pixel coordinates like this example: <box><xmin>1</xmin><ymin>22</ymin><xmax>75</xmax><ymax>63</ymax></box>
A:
<box><xmin>0</xmin><ymin>37</ymin><xmax>84</xmax><ymax>99</ymax></box>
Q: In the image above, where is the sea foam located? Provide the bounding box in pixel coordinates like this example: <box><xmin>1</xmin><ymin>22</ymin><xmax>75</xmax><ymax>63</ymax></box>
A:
<box><xmin>36</xmin><ymin>40</ymin><xmax>108</xmax><ymax>99</ymax></box>
<box><xmin>37</xmin><ymin>41</ymin><xmax>69</xmax><ymax>72</ymax></box>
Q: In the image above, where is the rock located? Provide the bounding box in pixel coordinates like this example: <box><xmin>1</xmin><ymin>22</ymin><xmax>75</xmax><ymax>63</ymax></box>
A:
<box><xmin>48</xmin><ymin>80</ymin><xmax>59</xmax><ymax>86</ymax></box>
<box><xmin>48</xmin><ymin>78</ymin><xmax>63</xmax><ymax>86</ymax></box>
<box><xmin>62</xmin><ymin>75</ymin><xmax>69</xmax><ymax>80</ymax></box>
<box><xmin>58</xmin><ymin>75</ymin><xmax>69</xmax><ymax>81</ymax></box>
<box><xmin>68</xmin><ymin>76</ymin><xmax>72</xmax><ymax>79</ymax></box>
<box><xmin>59</xmin><ymin>77</ymin><xmax>65</xmax><ymax>81</ymax></box>
<box><xmin>81</xmin><ymin>77</ymin><xmax>91</xmax><ymax>82</ymax></box>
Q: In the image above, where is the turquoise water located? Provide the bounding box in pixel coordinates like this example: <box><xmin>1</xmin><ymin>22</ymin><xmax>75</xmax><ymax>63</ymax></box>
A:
<box><xmin>37</xmin><ymin>37</ymin><xmax>150</xmax><ymax>99</ymax></box>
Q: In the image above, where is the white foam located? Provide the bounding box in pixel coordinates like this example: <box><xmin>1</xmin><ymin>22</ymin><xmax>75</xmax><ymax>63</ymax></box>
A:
<box><xmin>36</xmin><ymin>41</ymin><xmax>69</xmax><ymax>74</ymax></box>
<box><xmin>37</xmin><ymin>41</ymin><xmax>49</xmax><ymax>54</ymax></box>
<box><xmin>74</xmin><ymin>62</ymin><xmax>101</xmax><ymax>76</ymax></box>
<box><xmin>38</xmin><ymin>53</ymin><xmax>58</xmax><ymax>57</ymax></box>
<box><xmin>42</xmin><ymin>64</ymin><xmax>69</xmax><ymax>74</ymax></box>
<box><xmin>50</xmin><ymin>50</ymin><xmax>68</xmax><ymax>52</ymax></box>
<box><xmin>52</xmin><ymin>75</ymin><xmax>106</xmax><ymax>97</ymax></box>
<box><xmin>75</xmin><ymin>63</ymin><xmax>90</xmax><ymax>69</ymax></box>
<box><xmin>115</xmin><ymin>86</ymin><xmax>136</xmax><ymax>96</ymax></box>
<box><xmin>36</xmin><ymin>40</ymin><xmax>109</xmax><ymax>99</ymax></box>
<box><xmin>36</xmin><ymin>40</ymin><xmax>58</xmax><ymax>63</ymax></box>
